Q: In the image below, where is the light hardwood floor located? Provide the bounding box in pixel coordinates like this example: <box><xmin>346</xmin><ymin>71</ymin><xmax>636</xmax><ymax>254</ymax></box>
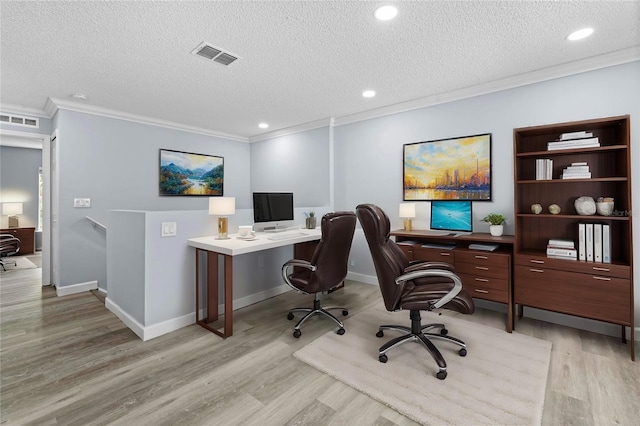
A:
<box><xmin>1</xmin><ymin>263</ymin><xmax>638</xmax><ymax>425</ymax></box>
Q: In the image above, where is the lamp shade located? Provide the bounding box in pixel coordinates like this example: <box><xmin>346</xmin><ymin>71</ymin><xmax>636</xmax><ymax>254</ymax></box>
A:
<box><xmin>209</xmin><ymin>197</ymin><xmax>235</xmax><ymax>215</ymax></box>
<box><xmin>399</xmin><ymin>203</ymin><xmax>416</xmax><ymax>218</ymax></box>
<box><xmin>2</xmin><ymin>202</ymin><xmax>23</xmax><ymax>216</ymax></box>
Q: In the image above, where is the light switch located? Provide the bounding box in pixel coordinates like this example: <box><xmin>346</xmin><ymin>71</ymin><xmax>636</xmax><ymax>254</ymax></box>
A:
<box><xmin>161</xmin><ymin>222</ymin><xmax>177</xmax><ymax>237</ymax></box>
<box><xmin>74</xmin><ymin>198</ymin><xmax>91</xmax><ymax>208</ymax></box>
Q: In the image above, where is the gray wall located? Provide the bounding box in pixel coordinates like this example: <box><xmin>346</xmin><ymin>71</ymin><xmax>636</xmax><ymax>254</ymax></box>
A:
<box><xmin>52</xmin><ymin>110</ymin><xmax>251</xmax><ymax>290</ymax></box>
<box><xmin>0</xmin><ymin>145</ymin><xmax>41</xmax><ymax>229</ymax></box>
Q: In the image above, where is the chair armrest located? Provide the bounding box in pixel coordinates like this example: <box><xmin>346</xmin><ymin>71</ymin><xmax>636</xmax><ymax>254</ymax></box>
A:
<box><xmin>281</xmin><ymin>259</ymin><xmax>317</xmax><ymax>292</ymax></box>
<box><xmin>395</xmin><ymin>268</ymin><xmax>463</xmax><ymax>310</ymax></box>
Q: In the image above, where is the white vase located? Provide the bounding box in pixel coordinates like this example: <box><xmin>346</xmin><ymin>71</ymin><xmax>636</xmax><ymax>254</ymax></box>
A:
<box><xmin>489</xmin><ymin>225</ymin><xmax>503</xmax><ymax>236</ymax></box>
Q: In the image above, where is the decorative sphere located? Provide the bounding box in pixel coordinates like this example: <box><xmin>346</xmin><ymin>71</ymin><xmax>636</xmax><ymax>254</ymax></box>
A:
<box><xmin>531</xmin><ymin>204</ymin><xmax>542</xmax><ymax>214</ymax></box>
<box><xmin>548</xmin><ymin>204</ymin><xmax>561</xmax><ymax>215</ymax></box>
<box><xmin>574</xmin><ymin>196</ymin><xmax>596</xmax><ymax>215</ymax></box>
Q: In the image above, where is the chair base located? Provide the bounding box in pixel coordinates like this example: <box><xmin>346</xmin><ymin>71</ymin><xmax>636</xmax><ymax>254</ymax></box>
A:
<box><xmin>287</xmin><ymin>293</ymin><xmax>348</xmax><ymax>338</ymax></box>
<box><xmin>376</xmin><ymin>310</ymin><xmax>467</xmax><ymax>380</ymax></box>
<box><xmin>0</xmin><ymin>258</ymin><xmax>17</xmax><ymax>271</ymax></box>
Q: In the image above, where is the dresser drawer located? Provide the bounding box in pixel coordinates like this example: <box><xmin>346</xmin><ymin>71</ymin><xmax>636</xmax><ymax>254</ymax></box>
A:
<box><xmin>459</xmin><ymin>273</ymin><xmax>508</xmax><ymax>292</ymax></box>
<box><xmin>456</xmin><ymin>261</ymin><xmax>508</xmax><ymax>280</ymax></box>
<box><xmin>515</xmin><ymin>254</ymin><xmax>630</xmax><ymax>279</ymax></box>
<box><xmin>397</xmin><ymin>243</ymin><xmax>416</xmax><ymax>260</ymax></box>
<box><xmin>456</xmin><ymin>251</ymin><xmax>509</xmax><ymax>267</ymax></box>
<box><xmin>514</xmin><ymin>265</ymin><xmax>631</xmax><ymax>324</ymax></box>
<box><xmin>462</xmin><ymin>280</ymin><xmax>508</xmax><ymax>303</ymax></box>
<box><xmin>413</xmin><ymin>247</ymin><xmax>455</xmax><ymax>263</ymax></box>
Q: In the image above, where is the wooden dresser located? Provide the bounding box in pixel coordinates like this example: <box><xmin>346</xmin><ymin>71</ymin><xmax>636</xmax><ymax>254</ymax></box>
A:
<box><xmin>0</xmin><ymin>227</ymin><xmax>36</xmax><ymax>255</ymax></box>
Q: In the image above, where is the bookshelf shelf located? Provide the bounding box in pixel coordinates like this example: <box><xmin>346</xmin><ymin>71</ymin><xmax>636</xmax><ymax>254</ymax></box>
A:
<box><xmin>513</xmin><ymin>115</ymin><xmax>634</xmax><ymax>360</ymax></box>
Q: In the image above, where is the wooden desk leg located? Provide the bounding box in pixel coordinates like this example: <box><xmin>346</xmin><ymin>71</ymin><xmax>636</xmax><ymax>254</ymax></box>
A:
<box><xmin>206</xmin><ymin>251</ymin><xmax>219</xmax><ymax>322</ymax></box>
<box><xmin>223</xmin><ymin>254</ymin><xmax>233</xmax><ymax>338</ymax></box>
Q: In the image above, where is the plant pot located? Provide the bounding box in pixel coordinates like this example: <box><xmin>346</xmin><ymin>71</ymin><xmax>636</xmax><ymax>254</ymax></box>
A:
<box><xmin>489</xmin><ymin>225</ymin><xmax>503</xmax><ymax>237</ymax></box>
<box><xmin>305</xmin><ymin>217</ymin><xmax>317</xmax><ymax>229</ymax></box>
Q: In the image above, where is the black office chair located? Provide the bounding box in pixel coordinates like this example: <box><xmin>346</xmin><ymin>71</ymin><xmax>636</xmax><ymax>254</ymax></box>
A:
<box><xmin>356</xmin><ymin>204</ymin><xmax>475</xmax><ymax>379</ymax></box>
<box><xmin>281</xmin><ymin>211</ymin><xmax>357</xmax><ymax>338</ymax></box>
<box><xmin>0</xmin><ymin>234</ymin><xmax>21</xmax><ymax>271</ymax></box>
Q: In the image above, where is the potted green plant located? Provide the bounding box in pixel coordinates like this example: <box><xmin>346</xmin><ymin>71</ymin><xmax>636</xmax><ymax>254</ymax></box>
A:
<box><xmin>482</xmin><ymin>213</ymin><xmax>506</xmax><ymax>236</ymax></box>
<box><xmin>305</xmin><ymin>211</ymin><xmax>316</xmax><ymax>229</ymax></box>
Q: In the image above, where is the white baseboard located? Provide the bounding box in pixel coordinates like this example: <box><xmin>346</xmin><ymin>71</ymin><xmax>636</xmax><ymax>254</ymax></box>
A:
<box><xmin>221</xmin><ymin>284</ymin><xmax>292</xmax><ymax>312</ymax></box>
<box><xmin>346</xmin><ymin>271</ymin><xmax>378</xmax><ymax>285</ymax></box>
<box><xmin>105</xmin><ymin>297</ymin><xmax>145</xmax><ymax>340</ymax></box>
<box><xmin>143</xmin><ymin>312</ymin><xmax>195</xmax><ymax>341</ymax></box>
<box><xmin>56</xmin><ymin>280</ymin><xmax>98</xmax><ymax>297</ymax></box>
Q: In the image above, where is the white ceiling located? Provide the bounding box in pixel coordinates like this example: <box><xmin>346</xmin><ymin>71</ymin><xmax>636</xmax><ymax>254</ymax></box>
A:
<box><xmin>1</xmin><ymin>1</ymin><xmax>639</xmax><ymax>141</ymax></box>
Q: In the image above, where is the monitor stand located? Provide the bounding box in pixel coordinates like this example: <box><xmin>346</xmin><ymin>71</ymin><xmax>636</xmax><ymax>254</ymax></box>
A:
<box><xmin>263</xmin><ymin>226</ymin><xmax>288</xmax><ymax>233</ymax></box>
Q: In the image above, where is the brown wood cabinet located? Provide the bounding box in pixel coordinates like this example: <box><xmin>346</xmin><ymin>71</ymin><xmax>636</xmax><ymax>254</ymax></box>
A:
<box><xmin>392</xmin><ymin>230</ymin><xmax>514</xmax><ymax>332</ymax></box>
<box><xmin>0</xmin><ymin>227</ymin><xmax>36</xmax><ymax>255</ymax></box>
<box><xmin>513</xmin><ymin>115</ymin><xmax>634</xmax><ymax>360</ymax></box>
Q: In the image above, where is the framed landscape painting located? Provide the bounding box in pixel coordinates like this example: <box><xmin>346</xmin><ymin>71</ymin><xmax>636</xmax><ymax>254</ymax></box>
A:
<box><xmin>403</xmin><ymin>133</ymin><xmax>491</xmax><ymax>201</ymax></box>
<box><xmin>159</xmin><ymin>149</ymin><xmax>224</xmax><ymax>196</ymax></box>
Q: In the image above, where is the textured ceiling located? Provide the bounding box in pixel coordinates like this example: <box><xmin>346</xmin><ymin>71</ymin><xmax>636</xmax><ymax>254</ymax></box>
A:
<box><xmin>1</xmin><ymin>1</ymin><xmax>639</xmax><ymax>139</ymax></box>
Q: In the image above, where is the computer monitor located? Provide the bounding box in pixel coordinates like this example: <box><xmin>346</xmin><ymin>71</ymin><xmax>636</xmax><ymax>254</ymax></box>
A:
<box><xmin>253</xmin><ymin>192</ymin><xmax>294</xmax><ymax>231</ymax></box>
<box><xmin>430</xmin><ymin>201</ymin><xmax>472</xmax><ymax>233</ymax></box>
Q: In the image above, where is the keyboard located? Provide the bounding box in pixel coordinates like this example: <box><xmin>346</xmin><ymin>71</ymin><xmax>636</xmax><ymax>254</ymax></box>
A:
<box><xmin>267</xmin><ymin>232</ymin><xmax>308</xmax><ymax>241</ymax></box>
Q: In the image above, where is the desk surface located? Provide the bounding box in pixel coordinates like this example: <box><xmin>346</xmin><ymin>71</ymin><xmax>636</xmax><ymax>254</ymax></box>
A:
<box><xmin>391</xmin><ymin>229</ymin><xmax>514</xmax><ymax>245</ymax></box>
<box><xmin>187</xmin><ymin>228</ymin><xmax>322</xmax><ymax>256</ymax></box>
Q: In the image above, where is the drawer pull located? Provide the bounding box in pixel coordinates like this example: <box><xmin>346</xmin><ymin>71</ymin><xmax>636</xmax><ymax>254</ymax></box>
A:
<box><xmin>592</xmin><ymin>276</ymin><xmax>611</xmax><ymax>281</ymax></box>
<box><xmin>529</xmin><ymin>268</ymin><xmax>544</xmax><ymax>273</ymax></box>
<box><xmin>475</xmin><ymin>266</ymin><xmax>489</xmax><ymax>271</ymax></box>
<box><xmin>475</xmin><ymin>278</ymin><xmax>489</xmax><ymax>282</ymax></box>
<box><xmin>439</xmin><ymin>252</ymin><xmax>451</xmax><ymax>256</ymax></box>
<box><xmin>530</xmin><ymin>259</ymin><xmax>544</xmax><ymax>264</ymax></box>
<box><xmin>474</xmin><ymin>255</ymin><xmax>488</xmax><ymax>259</ymax></box>
<box><xmin>474</xmin><ymin>289</ymin><xmax>489</xmax><ymax>294</ymax></box>
<box><xmin>592</xmin><ymin>266</ymin><xmax>610</xmax><ymax>272</ymax></box>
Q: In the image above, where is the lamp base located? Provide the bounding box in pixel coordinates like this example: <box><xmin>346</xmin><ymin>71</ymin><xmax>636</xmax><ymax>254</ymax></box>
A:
<box><xmin>8</xmin><ymin>216</ymin><xmax>19</xmax><ymax>228</ymax></box>
<box><xmin>403</xmin><ymin>218</ymin><xmax>412</xmax><ymax>231</ymax></box>
<box><xmin>216</xmin><ymin>216</ymin><xmax>229</xmax><ymax>239</ymax></box>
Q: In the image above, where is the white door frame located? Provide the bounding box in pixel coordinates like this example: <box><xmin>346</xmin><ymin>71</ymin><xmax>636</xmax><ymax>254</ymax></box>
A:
<box><xmin>0</xmin><ymin>128</ymin><xmax>52</xmax><ymax>285</ymax></box>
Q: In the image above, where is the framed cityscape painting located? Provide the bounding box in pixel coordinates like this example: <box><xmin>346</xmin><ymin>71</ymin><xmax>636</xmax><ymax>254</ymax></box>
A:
<box><xmin>159</xmin><ymin>149</ymin><xmax>224</xmax><ymax>196</ymax></box>
<box><xmin>403</xmin><ymin>133</ymin><xmax>492</xmax><ymax>201</ymax></box>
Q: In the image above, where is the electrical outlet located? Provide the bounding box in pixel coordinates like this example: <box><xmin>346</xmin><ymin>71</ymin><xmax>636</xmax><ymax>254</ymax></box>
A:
<box><xmin>161</xmin><ymin>222</ymin><xmax>177</xmax><ymax>237</ymax></box>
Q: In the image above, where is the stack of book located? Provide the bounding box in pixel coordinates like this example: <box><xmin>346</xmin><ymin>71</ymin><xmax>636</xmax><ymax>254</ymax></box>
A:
<box><xmin>561</xmin><ymin>161</ymin><xmax>591</xmax><ymax>179</ymax></box>
<box><xmin>546</xmin><ymin>238</ymin><xmax>577</xmax><ymax>260</ymax></box>
<box><xmin>535</xmin><ymin>158</ymin><xmax>553</xmax><ymax>180</ymax></box>
<box><xmin>547</xmin><ymin>131</ymin><xmax>600</xmax><ymax>151</ymax></box>
<box><xmin>578</xmin><ymin>223</ymin><xmax>611</xmax><ymax>263</ymax></box>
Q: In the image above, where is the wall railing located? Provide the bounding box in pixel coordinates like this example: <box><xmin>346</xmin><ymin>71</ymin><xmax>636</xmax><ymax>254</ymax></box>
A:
<box><xmin>86</xmin><ymin>216</ymin><xmax>107</xmax><ymax>232</ymax></box>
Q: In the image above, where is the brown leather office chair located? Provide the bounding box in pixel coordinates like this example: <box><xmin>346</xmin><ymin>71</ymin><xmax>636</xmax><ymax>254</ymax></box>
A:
<box><xmin>0</xmin><ymin>234</ymin><xmax>21</xmax><ymax>271</ymax></box>
<box><xmin>356</xmin><ymin>204</ymin><xmax>475</xmax><ymax>380</ymax></box>
<box><xmin>282</xmin><ymin>211</ymin><xmax>357</xmax><ymax>338</ymax></box>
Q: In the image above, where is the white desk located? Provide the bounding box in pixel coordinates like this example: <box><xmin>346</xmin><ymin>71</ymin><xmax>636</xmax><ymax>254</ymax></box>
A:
<box><xmin>187</xmin><ymin>228</ymin><xmax>322</xmax><ymax>338</ymax></box>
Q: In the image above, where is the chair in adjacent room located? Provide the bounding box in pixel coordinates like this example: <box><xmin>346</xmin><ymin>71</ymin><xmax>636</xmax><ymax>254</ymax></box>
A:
<box><xmin>0</xmin><ymin>234</ymin><xmax>21</xmax><ymax>271</ymax></box>
<box><xmin>355</xmin><ymin>203</ymin><xmax>475</xmax><ymax>380</ymax></box>
<box><xmin>281</xmin><ymin>211</ymin><xmax>357</xmax><ymax>338</ymax></box>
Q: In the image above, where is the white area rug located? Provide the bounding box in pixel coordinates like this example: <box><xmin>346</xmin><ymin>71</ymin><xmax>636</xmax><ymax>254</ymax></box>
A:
<box><xmin>1</xmin><ymin>256</ymin><xmax>37</xmax><ymax>272</ymax></box>
<box><xmin>294</xmin><ymin>302</ymin><xmax>551</xmax><ymax>425</ymax></box>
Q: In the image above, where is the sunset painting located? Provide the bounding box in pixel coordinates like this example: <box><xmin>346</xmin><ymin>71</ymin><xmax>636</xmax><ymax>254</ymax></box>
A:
<box><xmin>403</xmin><ymin>133</ymin><xmax>491</xmax><ymax>201</ymax></box>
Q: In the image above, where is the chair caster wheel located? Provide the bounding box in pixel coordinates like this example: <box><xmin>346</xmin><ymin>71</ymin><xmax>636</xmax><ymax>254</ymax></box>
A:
<box><xmin>376</xmin><ymin>330</ymin><xmax>384</xmax><ymax>338</ymax></box>
<box><xmin>342</xmin><ymin>310</ymin><xmax>348</xmax><ymax>316</ymax></box>
<box><xmin>287</xmin><ymin>313</ymin><xmax>294</xmax><ymax>320</ymax></box>
<box><xmin>459</xmin><ymin>348</ymin><xmax>467</xmax><ymax>357</ymax></box>
<box><xmin>436</xmin><ymin>370</ymin><xmax>447</xmax><ymax>380</ymax></box>
<box><xmin>440</xmin><ymin>328</ymin><xmax>448</xmax><ymax>336</ymax></box>
<box><xmin>293</xmin><ymin>329</ymin><xmax>301</xmax><ymax>338</ymax></box>
<box><xmin>337</xmin><ymin>328</ymin><xmax>345</xmax><ymax>335</ymax></box>
<box><xmin>379</xmin><ymin>354</ymin><xmax>388</xmax><ymax>363</ymax></box>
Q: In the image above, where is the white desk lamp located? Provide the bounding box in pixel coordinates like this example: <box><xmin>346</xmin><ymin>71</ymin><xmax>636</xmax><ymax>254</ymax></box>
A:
<box><xmin>2</xmin><ymin>202</ymin><xmax>23</xmax><ymax>228</ymax></box>
<box><xmin>399</xmin><ymin>202</ymin><xmax>416</xmax><ymax>231</ymax></box>
<box><xmin>209</xmin><ymin>197</ymin><xmax>235</xmax><ymax>239</ymax></box>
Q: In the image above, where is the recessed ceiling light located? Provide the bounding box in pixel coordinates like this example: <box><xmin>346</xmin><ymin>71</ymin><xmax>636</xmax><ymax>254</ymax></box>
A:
<box><xmin>566</xmin><ymin>27</ymin><xmax>594</xmax><ymax>41</ymax></box>
<box><xmin>71</xmin><ymin>93</ymin><xmax>88</xmax><ymax>100</ymax></box>
<box><xmin>362</xmin><ymin>90</ymin><xmax>376</xmax><ymax>98</ymax></box>
<box><xmin>258</xmin><ymin>123</ymin><xmax>269</xmax><ymax>129</ymax></box>
<box><xmin>375</xmin><ymin>5</ymin><xmax>397</xmax><ymax>21</ymax></box>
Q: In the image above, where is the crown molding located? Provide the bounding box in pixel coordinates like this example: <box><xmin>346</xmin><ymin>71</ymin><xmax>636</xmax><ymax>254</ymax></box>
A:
<box><xmin>333</xmin><ymin>47</ymin><xmax>640</xmax><ymax>127</ymax></box>
<box><xmin>248</xmin><ymin>117</ymin><xmax>333</xmax><ymax>142</ymax></box>
<box><xmin>44</xmin><ymin>97</ymin><xmax>249</xmax><ymax>143</ymax></box>
<box><xmin>0</xmin><ymin>103</ymin><xmax>48</xmax><ymax>119</ymax></box>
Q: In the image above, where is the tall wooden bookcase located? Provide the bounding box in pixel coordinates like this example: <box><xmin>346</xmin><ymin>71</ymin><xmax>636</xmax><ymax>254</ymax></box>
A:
<box><xmin>513</xmin><ymin>115</ymin><xmax>634</xmax><ymax>360</ymax></box>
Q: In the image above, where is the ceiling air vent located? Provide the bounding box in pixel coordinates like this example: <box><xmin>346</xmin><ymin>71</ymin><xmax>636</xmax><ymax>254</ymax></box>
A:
<box><xmin>0</xmin><ymin>112</ymin><xmax>39</xmax><ymax>129</ymax></box>
<box><xmin>191</xmin><ymin>42</ymin><xmax>240</xmax><ymax>66</ymax></box>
